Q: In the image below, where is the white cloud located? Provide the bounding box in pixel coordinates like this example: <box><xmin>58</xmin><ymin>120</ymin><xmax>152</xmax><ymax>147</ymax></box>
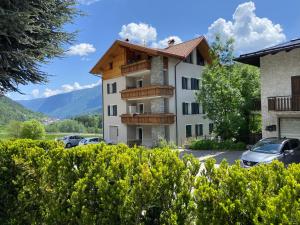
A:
<box><xmin>43</xmin><ymin>80</ymin><xmax>101</xmax><ymax>98</ymax></box>
<box><xmin>119</xmin><ymin>23</ymin><xmax>157</xmax><ymax>45</ymax></box>
<box><xmin>31</xmin><ymin>89</ymin><xmax>40</xmax><ymax>98</ymax></box>
<box><xmin>151</xmin><ymin>36</ymin><xmax>182</xmax><ymax>48</ymax></box>
<box><xmin>119</xmin><ymin>22</ymin><xmax>182</xmax><ymax>49</ymax></box>
<box><xmin>66</xmin><ymin>43</ymin><xmax>96</xmax><ymax>56</ymax></box>
<box><xmin>77</xmin><ymin>0</ymin><xmax>100</xmax><ymax>5</ymax></box>
<box><xmin>207</xmin><ymin>1</ymin><xmax>286</xmax><ymax>53</ymax></box>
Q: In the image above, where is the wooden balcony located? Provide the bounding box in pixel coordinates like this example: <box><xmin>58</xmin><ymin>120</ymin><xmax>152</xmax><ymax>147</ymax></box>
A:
<box><xmin>268</xmin><ymin>96</ymin><xmax>300</xmax><ymax>111</ymax></box>
<box><xmin>121</xmin><ymin>85</ymin><xmax>174</xmax><ymax>100</ymax></box>
<box><xmin>121</xmin><ymin>113</ymin><xmax>175</xmax><ymax>125</ymax></box>
<box><xmin>121</xmin><ymin>60</ymin><xmax>151</xmax><ymax>75</ymax></box>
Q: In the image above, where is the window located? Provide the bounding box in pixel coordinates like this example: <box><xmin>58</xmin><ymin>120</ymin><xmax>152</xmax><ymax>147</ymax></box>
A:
<box><xmin>182</xmin><ymin>102</ymin><xmax>189</xmax><ymax>115</ymax></box>
<box><xmin>112</xmin><ymin>82</ymin><xmax>117</xmax><ymax>93</ymax></box>
<box><xmin>191</xmin><ymin>78</ymin><xmax>199</xmax><ymax>90</ymax></box>
<box><xmin>108</xmin><ymin>105</ymin><xmax>117</xmax><ymax>116</ymax></box>
<box><xmin>290</xmin><ymin>139</ymin><xmax>300</xmax><ymax>149</ymax></box>
<box><xmin>184</xmin><ymin>53</ymin><xmax>193</xmax><ymax>64</ymax></box>
<box><xmin>109</xmin><ymin>62</ymin><xmax>113</xmax><ymax>69</ymax></box>
<box><xmin>138</xmin><ymin>103</ymin><xmax>144</xmax><ymax>114</ymax></box>
<box><xmin>186</xmin><ymin>125</ymin><xmax>192</xmax><ymax>138</ymax></box>
<box><xmin>197</xmin><ymin>50</ymin><xmax>205</xmax><ymax>66</ymax></box>
<box><xmin>107</xmin><ymin>83</ymin><xmax>110</xmax><ymax>94</ymax></box>
<box><xmin>209</xmin><ymin>123</ymin><xmax>214</xmax><ymax>134</ymax></box>
<box><xmin>112</xmin><ymin>105</ymin><xmax>117</xmax><ymax>116</ymax></box>
<box><xmin>182</xmin><ymin>77</ymin><xmax>188</xmax><ymax>89</ymax></box>
<box><xmin>195</xmin><ymin>124</ymin><xmax>203</xmax><ymax>137</ymax></box>
<box><xmin>191</xmin><ymin>103</ymin><xmax>200</xmax><ymax>114</ymax></box>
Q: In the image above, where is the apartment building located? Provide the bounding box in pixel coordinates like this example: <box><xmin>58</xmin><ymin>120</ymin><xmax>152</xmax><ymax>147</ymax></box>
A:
<box><xmin>236</xmin><ymin>38</ymin><xmax>300</xmax><ymax>140</ymax></box>
<box><xmin>90</xmin><ymin>36</ymin><xmax>213</xmax><ymax>147</ymax></box>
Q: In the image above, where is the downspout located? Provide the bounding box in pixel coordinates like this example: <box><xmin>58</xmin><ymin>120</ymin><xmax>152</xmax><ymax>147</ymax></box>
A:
<box><xmin>174</xmin><ymin>59</ymin><xmax>182</xmax><ymax>146</ymax></box>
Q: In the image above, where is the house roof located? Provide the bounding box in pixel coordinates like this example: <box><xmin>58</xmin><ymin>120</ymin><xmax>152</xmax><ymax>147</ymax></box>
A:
<box><xmin>235</xmin><ymin>38</ymin><xmax>300</xmax><ymax>67</ymax></box>
<box><xmin>90</xmin><ymin>36</ymin><xmax>209</xmax><ymax>74</ymax></box>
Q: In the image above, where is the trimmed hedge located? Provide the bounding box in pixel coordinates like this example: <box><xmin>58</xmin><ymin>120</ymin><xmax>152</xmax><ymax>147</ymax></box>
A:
<box><xmin>189</xmin><ymin>139</ymin><xmax>246</xmax><ymax>150</ymax></box>
<box><xmin>0</xmin><ymin>139</ymin><xmax>300</xmax><ymax>224</ymax></box>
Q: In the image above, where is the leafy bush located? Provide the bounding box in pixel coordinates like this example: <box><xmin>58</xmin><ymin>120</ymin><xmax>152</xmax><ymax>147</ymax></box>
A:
<box><xmin>45</xmin><ymin>119</ymin><xmax>86</xmax><ymax>133</ymax></box>
<box><xmin>1</xmin><ymin>140</ymin><xmax>300</xmax><ymax>225</ymax></box>
<box><xmin>189</xmin><ymin>139</ymin><xmax>246</xmax><ymax>150</ymax></box>
<box><xmin>20</xmin><ymin>120</ymin><xmax>45</xmax><ymax>139</ymax></box>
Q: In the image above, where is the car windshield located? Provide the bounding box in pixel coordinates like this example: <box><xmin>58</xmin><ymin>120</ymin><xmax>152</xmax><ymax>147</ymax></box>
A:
<box><xmin>251</xmin><ymin>139</ymin><xmax>282</xmax><ymax>154</ymax></box>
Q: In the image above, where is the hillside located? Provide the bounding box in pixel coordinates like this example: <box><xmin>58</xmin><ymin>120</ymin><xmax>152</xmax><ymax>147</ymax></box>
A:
<box><xmin>0</xmin><ymin>96</ymin><xmax>46</xmax><ymax>125</ymax></box>
<box><xmin>18</xmin><ymin>85</ymin><xmax>102</xmax><ymax>119</ymax></box>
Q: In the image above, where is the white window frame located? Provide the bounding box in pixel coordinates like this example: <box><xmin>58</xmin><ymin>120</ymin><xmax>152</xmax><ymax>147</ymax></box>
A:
<box><xmin>185</xmin><ymin>124</ymin><xmax>192</xmax><ymax>138</ymax></box>
<box><xmin>195</xmin><ymin>124</ymin><xmax>203</xmax><ymax>137</ymax></box>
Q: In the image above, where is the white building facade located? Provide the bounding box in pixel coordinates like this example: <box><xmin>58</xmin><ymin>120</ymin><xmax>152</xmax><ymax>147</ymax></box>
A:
<box><xmin>91</xmin><ymin>37</ymin><xmax>213</xmax><ymax>147</ymax></box>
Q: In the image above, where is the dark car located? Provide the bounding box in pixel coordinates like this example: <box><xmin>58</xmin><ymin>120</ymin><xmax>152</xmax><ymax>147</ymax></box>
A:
<box><xmin>241</xmin><ymin>137</ymin><xmax>300</xmax><ymax>168</ymax></box>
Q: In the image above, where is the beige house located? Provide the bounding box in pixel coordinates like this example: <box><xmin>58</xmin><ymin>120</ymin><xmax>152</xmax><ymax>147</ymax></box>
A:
<box><xmin>237</xmin><ymin>38</ymin><xmax>300</xmax><ymax>140</ymax></box>
<box><xmin>90</xmin><ymin>37</ymin><xmax>213</xmax><ymax>147</ymax></box>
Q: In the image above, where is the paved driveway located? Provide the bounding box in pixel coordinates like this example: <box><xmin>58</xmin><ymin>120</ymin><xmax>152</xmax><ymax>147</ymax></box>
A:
<box><xmin>179</xmin><ymin>149</ymin><xmax>244</xmax><ymax>166</ymax></box>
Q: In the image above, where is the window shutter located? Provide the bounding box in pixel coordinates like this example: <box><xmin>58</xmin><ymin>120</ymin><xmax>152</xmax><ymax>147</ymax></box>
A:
<box><xmin>112</xmin><ymin>82</ymin><xmax>117</xmax><ymax>93</ymax></box>
<box><xmin>107</xmin><ymin>84</ymin><xmax>110</xmax><ymax>94</ymax></box>
<box><xmin>108</xmin><ymin>105</ymin><xmax>110</xmax><ymax>116</ymax></box>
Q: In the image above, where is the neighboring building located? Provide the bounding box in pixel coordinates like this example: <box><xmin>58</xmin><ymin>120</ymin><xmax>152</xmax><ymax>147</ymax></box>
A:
<box><xmin>90</xmin><ymin>37</ymin><xmax>212</xmax><ymax>147</ymax></box>
<box><xmin>236</xmin><ymin>38</ymin><xmax>300</xmax><ymax>140</ymax></box>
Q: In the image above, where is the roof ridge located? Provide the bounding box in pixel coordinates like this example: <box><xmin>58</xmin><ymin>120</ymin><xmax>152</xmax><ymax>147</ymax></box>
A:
<box><xmin>164</xmin><ymin>36</ymin><xmax>204</xmax><ymax>49</ymax></box>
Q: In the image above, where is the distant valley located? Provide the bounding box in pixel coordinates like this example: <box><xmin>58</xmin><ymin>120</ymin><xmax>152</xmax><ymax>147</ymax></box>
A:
<box><xmin>18</xmin><ymin>85</ymin><xmax>102</xmax><ymax>119</ymax></box>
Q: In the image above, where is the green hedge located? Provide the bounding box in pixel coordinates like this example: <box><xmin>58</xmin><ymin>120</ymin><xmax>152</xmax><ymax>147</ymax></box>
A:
<box><xmin>0</xmin><ymin>140</ymin><xmax>300</xmax><ymax>224</ymax></box>
<box><xmin>189</xmin><ymin>139</ymin><xmax>246</xmax><ymax>150</ymax></box>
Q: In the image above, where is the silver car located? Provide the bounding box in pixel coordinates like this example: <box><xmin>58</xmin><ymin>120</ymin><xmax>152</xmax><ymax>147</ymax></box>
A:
<box><xmin>241</xmin><ymin>137</ymin><xmax>300</xmax><ymax>168</ymax></box>
<box><xmin>78</xmin><ymin>137</ymin><xmax>101</xmax><ymax>146</ymax></box>
<box><xmin>58</xmin><ymin>135</ymin><xmax>84</xmax><ymax>148</ymax></box>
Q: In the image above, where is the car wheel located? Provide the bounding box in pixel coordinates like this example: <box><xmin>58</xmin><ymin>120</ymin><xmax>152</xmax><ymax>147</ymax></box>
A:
<box><xmin>66</xmin><ymin>143</ymin><xmax>72</xmax><ymax>148</ymax></box>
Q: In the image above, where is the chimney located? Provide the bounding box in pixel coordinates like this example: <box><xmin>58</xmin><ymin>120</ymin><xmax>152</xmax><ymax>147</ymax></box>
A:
<box><xmin>125</xmin><ymin>38</ymin><xmax>130</xmax><ymax>42</ymax></box>
<box><xmin>168</xmin><ymin>39</ymin><xmax>175</xmax><ymax>47</ymax></box>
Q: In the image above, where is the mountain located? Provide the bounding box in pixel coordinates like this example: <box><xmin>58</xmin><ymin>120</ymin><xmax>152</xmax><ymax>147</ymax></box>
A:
<box><xmin>18</xmin><ymin>85</ymin><xmax>102</xmax><ymax>119</ymax></box>
<box><xmin>0</xmin><ymin>96</ymin><xmax>46</xmax><ymax>125</ymax></box>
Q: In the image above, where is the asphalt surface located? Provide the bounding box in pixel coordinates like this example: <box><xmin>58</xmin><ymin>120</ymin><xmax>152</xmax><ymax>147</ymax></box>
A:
<box><xmin>179</xmin><ymin>149</ymin><xmax>244</xmax><ymax>166</ymax></box>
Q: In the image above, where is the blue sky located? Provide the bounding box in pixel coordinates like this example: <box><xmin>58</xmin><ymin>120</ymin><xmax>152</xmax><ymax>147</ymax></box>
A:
<box><xmin>8</xmin><ymin>0</ymin><xmax>300</xmax><ymax>100</ymax></box>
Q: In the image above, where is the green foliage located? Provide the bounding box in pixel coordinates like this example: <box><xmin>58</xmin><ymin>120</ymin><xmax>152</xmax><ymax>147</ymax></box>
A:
<box><xmin>155</xmin><ymin>137</ymin><xmax>177</xmax><ymax>149</ymax></box>
<box><xmin>1</xmin><ymin>140</ymin><xmax>300</xmax><ymax>224</ymax></box>
<box><xmin>45</xmin><ymin>119</ymin><xmax>86</xmax><ymax>133</ymax></box>
<box><xmin>6</xmin><ymin>120</ymin><xmax>23</xmax><ymax>138</ymax></box>
<box><xmin>189</xmin><ymin>139</ymin><xmax>246</xmax><ymax>150</ymax></box>
<box><xmin>0</xmin><ymin>96</ymin><xmax>45</xmax><ymax>125</ymax></box>
<box><xmin>0</xmin><ymin>0</ymin><xmax>79</xmax><ymax>93</ymax></box>
<box><xmin>197</xmin><ymin>34</ymin><xmax>260</xmax><ymax>140</ymax></box>
<box><xmin>20</xmin><ymin>120</ymin><xmax>45</xmax><ymax>139</ymax></box>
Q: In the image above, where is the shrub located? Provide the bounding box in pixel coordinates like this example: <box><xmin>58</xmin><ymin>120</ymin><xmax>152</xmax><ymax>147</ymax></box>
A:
<box><xmin>189</xmin><ymin>139</ymin><xmax>246</xmax><ymax>150</ymax></box>
<box><xmin>20</xmin><ymin>119</ymin><xmax>45</xmax><ymax>139</ymax></box>
<box><xmin>6</xmin><ymin>120</ymin><xmax>23</xmax><ymax>138</ymax></box>
<box><xmin>1</xmin><ymin>140</ymin><xmax>300</xmax><ymax>224</ymax></box>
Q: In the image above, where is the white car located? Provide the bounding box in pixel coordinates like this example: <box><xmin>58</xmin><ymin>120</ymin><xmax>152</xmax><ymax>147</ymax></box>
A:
<box><xmin>78</xmin><ymin>137</ymin><xmax>101</xmax><ymax>146</ymax></box>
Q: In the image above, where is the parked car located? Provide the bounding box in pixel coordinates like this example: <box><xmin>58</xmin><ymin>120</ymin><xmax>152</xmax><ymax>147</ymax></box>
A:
<box><xmin>57</xmin><ymin>135</ymin><xmax>84</xmax><ymax>148</ymax></box>
<box><xmin>78</xmin><ymin>137</ymin><xmax>102</xmax><ymax>146</ymax></box>
<box><xmin>241</xmin><ymin>137</ymin><xmax>300</xmax><ymax>168</ymax></box>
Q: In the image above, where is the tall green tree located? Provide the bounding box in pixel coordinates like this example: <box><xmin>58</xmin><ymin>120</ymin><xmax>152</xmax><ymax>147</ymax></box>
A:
<box><xmin>0</xmin><ymin>0</ymin><xmax>78</xmax><ymax>93</ymax></box>
<box><xmin>20</xmin><ymin>119</ymin><xmax>45</xmax><ymax>139</ymax></box>
<box><xmin>197</xmin><ymin>35</ymin><xmax>260</xmax><ymax>140</ymax></box>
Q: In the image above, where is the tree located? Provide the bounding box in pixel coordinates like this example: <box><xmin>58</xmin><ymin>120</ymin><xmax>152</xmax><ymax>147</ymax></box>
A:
<box><xmin>20</xmin><ymin>120</ymin><xmax>45</xmax><ymax>139</ymax></box>
<box><xmin>197</xmin><ymin>35</ymin><xmax>260</xmax><ymax>140</ymax></box>
<box><xmin>6</xmin><ymin>120</ymin><xmax>23</xmax><ymax>138</ymax></box>
<box><xmin>0</xmin><ymin>0</ymin><xmax>78</xmax><ymax>93</ymax></box>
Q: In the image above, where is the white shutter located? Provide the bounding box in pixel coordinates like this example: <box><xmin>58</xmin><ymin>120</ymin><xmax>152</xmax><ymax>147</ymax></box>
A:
<box><xmin>280</xmin><ymin>118</ymin><xmax>300</xmax><ymax>140</ymax></box>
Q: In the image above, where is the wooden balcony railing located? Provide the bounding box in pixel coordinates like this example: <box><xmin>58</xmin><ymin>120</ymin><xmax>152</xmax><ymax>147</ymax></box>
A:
<box><xmin>121</xmin><ymin>85</ymin><xmax>174</xmax><ymax>100</ymax></box>
<box><xmin>121</xmin><ymin>60</ymin><xmax>151</xmax><ymax>75</ymax></box>
<box><xmin>121</xmin><ymin>113</ymin><xmax>175</xmax><ymax>125</ymax></box>
<box><xmin>268</xmin><ymin>96</ymin><xmax>300</xmax><ymax>111</ymax></box>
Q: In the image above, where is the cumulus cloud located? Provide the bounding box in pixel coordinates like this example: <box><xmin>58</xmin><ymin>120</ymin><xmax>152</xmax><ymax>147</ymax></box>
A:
<box><xmin>43</xmin><ymin>80</ymin><xmax>101</xmax><ymax>98</ymax></box>
<box><xmin>77</xmin><ymin>0</ymin><xmax>100</xmax><ymax>5</ymax></box>
<box><xmin>66</xmin><ymin>43</ymin><xmax>96</xmax><ymax>56</ymax></box>
<box><xmin>151</xmin><ymin>36</ymin><xmax>182</xmax><ymax>48</ymax></box>
<box><xmin>207</xmin><ymin>1</ymin><xmax>286</xmax><ymax>53</ymax></box>
<box><xmin>119</xmin><ymin>22</ymin><xmax>182</xmax><ymax>49</ymax></box>
<box><xmin>119</xmin><ymin>23</ymin><xmax>157</xmax><ymax>45</ymax></box>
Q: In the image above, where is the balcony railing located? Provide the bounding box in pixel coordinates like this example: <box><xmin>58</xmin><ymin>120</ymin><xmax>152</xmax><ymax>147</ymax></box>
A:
<box><xmin>121</xmin><ymin>60</ymin><xmax>151</xmax><ymax>75</ymax></box>
<box><xmin>121</xmin><ymin>113</ymin><xmax>175</xmax><ymax>125</ymax></box>
<box><xmin>121</xmin><ymin>85</ymin><xmax>174</xmax><ymax>100</ymax></box>
<box><xmin>268</xmin><ymin>96</ymin><xmax>300</xmax><ymax>111</ymax></box>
